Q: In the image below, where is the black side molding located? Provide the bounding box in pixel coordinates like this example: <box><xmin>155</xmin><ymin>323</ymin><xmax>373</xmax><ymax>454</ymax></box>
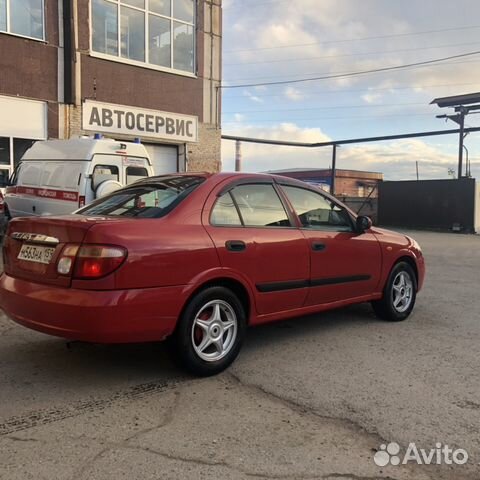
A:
<box><xmin>256</xmin><ymin>275</ymin><xmax>371</xmax><ymax>293</ymax></box>
<box><xmin>310</xmin><ymin>275</ymin><xmax>371</xmax><ymax>287</ymax></box>
<box><xmin>256</xmin><ymin>279</ymin><xmax>309</xmax><ymax>293</ymax></box>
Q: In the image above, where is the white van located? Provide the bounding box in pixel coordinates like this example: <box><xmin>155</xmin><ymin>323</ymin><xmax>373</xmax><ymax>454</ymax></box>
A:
<box><xmin>3</xmin><ymin>138</ymin><xmax>154</xmax><ymax>218</ymax></box>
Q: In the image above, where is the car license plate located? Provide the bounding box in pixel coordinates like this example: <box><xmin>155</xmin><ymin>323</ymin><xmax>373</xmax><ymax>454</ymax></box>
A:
<box><xmin>17</xmin><ymin>244</ymin><xmax>56</xmax><ymax>264</ymax></box>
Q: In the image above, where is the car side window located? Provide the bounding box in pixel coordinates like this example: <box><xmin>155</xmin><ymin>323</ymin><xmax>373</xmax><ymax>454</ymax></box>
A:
<box><xmin>211</xmin><ymin>192</ymin><xmax>242</xmax><ymax>226</ymax></box>
<box><xmin>230</xmin><ymin>184</ymin><xmax>291</xmax><ymax>227</ymax></box>
<box><xmin>210</xmin><ymin>192</ymin><xmax>242</xmax><ymax>227</ymax></box>
<box><xmin>92</xmin><ymin>165</ymin><xmax>119</xmax><ymax>190</ymax></box>
<box><xmin>281</xmin><ymin>185</ymin><xmax>353</xmax><ymax>232</ymax></box>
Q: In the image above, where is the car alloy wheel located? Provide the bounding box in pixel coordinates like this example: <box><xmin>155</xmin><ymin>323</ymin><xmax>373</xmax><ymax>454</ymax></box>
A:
<box><xmin>191</xmin><ymin>299</ymin><xmax>238</xmax><ymax>362</ymax></box>
<box><xmin>173</xmin><ymin>286</ymin><xmax>246</xmax><ymax>376</ymax></box>
<box><xmin>371</xmin><ymin>261</ymin><xmax>417</xmax><ymax>322</ymax></box>
<box><xmin>391</xmin><ymin>271</ymin><xmax>414</xmax><ymax>313</ymax></box>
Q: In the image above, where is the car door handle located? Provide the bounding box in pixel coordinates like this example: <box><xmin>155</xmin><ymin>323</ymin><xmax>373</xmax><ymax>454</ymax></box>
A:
<box><xmin>225</xmin><ymin>240</ymin><xmax>246</xmax><ymax>252</ymax></box>
<box><xmin>312</xmin><ymin>242</ymin><xmax>326</xmax><ymax>252</ymax></box>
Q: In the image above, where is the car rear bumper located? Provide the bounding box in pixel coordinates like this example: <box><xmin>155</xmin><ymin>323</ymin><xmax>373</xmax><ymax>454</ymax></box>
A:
<box><xmin>0</xmin><ymin>273</ymin><xmax>184</xmax><ymax>343</ymax></box>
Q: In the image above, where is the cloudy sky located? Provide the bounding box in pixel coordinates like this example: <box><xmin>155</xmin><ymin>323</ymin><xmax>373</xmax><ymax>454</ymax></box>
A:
<box><xmin>220</xmin><ymin>0</ymin><xmax>480</xmax><ymax>180</ymax></box>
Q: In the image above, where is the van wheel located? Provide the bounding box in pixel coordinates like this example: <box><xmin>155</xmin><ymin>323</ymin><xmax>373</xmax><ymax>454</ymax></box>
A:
<box><xmin>173</xmin><ymin>286</ymin><xmax>246</xmax><ymax>376</ymax></box>
<box><xmin>371</xmin><ymin>261</ymin><xmax>417</xmax><ymax>322</ymax></box>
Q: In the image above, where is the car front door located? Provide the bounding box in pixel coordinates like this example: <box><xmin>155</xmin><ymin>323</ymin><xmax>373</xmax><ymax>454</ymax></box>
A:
<box><xmin>278</xmin><ymin>183</ymin><xmax>382</xmax><ymax>306</ymax></box>
<box><xmin>203</xmin><ymin>180</ymin><xmax>310</xmax><ymax>316</ymax></box>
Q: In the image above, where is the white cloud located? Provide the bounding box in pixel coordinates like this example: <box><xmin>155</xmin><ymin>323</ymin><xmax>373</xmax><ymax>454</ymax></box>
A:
<box><xmin>284</xmin><ymin>86</ymin><xmax>305</xmax><ymax>101</ymax></box>
<box><xmin>222</xmin><ymin>123</ymin><xmax>331</xmax><ymax>172</ymax></box>
<box><xmin>233</xmin><ymin>113</ymin><xmax>246</xmax><ymax>122</ymax></box>
<box><xmin>362</xmin><ymin>92</ymin><xmax>383</xmax><ymax>104</ymax></box>
<box><xmin>243</xmin><ymin>90</ymin><xmax>263</xmax><ymax>103</ymax></box>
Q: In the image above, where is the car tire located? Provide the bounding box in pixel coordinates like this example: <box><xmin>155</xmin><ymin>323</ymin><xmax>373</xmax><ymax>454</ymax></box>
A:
<box><xmin>371</xmin><ymin>261</ymin><xmax>417</xmax><ymax>322</ymax></box>
<box><xmin>173</xmin><ymin>286</ymin><xmax>246</xmax><ymax>376</ymax></box>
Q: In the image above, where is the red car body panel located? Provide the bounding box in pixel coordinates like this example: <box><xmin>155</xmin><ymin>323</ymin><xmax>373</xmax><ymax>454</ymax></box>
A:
<box><xmin>0</xmin><ymin>173</ymin><xmax>425</xmax><ymax>343</ymax></box>
<box><xmin>0</xmin><ymin>274</ymin><xmax>181</xmax><ymax>343</ymax></box>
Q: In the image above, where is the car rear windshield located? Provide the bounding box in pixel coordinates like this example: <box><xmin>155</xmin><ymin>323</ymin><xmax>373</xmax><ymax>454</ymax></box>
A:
<box><xmin>77</xmin><ymin>176</ymin><xmax>205</xmax><ymax>218</ymax></box>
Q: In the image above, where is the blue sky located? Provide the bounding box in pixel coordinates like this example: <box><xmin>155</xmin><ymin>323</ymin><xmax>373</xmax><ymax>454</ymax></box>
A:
<box><xmin>220</xmin><ymin>0</ymin><xmax>480</xmax><ymax>180</ymax></box>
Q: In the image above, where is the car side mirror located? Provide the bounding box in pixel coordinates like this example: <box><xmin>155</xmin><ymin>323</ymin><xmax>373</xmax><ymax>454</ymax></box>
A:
<box><xmin>356</xmin><ymin>215</ymin><xmax>372</xmax><ymax>233</ymax></box>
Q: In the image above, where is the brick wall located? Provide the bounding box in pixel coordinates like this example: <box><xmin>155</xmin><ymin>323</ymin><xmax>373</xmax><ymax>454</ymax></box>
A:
<box><xmin>188</xmin><ymin>123</ymin><xmax>221</xmax><ymax>172</ymax></box>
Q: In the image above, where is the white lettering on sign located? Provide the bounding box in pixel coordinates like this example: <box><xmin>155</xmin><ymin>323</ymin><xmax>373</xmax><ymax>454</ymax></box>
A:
<box><xmin>82</xmin><ymin>100</ymin><xmax>198</xmax><ymax>143</ymax></box>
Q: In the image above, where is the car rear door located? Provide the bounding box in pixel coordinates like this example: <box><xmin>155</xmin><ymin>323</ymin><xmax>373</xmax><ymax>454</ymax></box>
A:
<box><xmin>203</xmin><ymin>179</ymin><xmax>310</xmax><ymax>316</ymax></box>
<box><xmin>5</xmin><ymin>162</ymin><xmax>43</xmax><ymax>218</ymax></box>
<box><xmin>89</xmin><ymin>155</ymin><xmax>124</xmax><ymax>201</ymax></box>
<box><xmin>33</xmin><ymin>161</ymin><xmax>84</xmax><ymax>216</ymax></box>
<box><xmin>278</xmin><ymin>183</ymin><xmax>382</xmax><ymax>305</ymax></box>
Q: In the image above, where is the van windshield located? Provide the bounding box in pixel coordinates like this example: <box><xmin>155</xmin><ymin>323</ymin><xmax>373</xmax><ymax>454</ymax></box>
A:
<box><xmin>77</xmin><ymin>176</ymin><xmax>205</xmax><ymax>218</ymax></box>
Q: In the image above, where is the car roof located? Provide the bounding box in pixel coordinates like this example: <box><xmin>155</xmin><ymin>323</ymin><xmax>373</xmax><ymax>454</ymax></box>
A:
<box><xmin>133</xmin><ymin>171</ymin><xmax>323</xmax><ymax>191</ymax></box>
<box><xmin>22</xmin><ymin>138</ymin><xmax>151</xmax><ymax>163</ymax></box>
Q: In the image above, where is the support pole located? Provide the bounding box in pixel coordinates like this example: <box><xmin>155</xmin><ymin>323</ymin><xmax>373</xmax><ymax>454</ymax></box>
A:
<box><xmin>330</xmin><ymin>144</ymin><xmax>337</xmax><ymax>196</ymax></box>
<box><xmin>235</xmin><ymin>140</ymin><xmax>242</xmax><ymax>172</ymax></box>
<box><xmin>458</xmin><ymin>112</ymin><xmax>465</xmax><ymax>179</ymax></box>
<box><xmin>463</xmin><ymin>145</ymin><xmax>470</xmax><ymax>178</ymax></box>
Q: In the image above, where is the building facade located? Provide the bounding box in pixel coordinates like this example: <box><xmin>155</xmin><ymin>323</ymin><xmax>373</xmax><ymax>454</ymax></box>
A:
<box><xmin>0</xmin><ymin>0</ymin><xmax>222</xmax><ymax>184</ymax></box>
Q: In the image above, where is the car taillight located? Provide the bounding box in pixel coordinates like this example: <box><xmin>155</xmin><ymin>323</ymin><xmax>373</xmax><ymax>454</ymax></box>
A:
<box><xmin>74</xmin><ymin>245</ymin><xmax>127</xmax><ymax>279</ymax></box>
<box><xmin>57</xmin><ymin>244</ymin><xmax>80</xmax><ymax>275</ymax></box>
<box><xmin>78</xmin><ymin>195</ymin><xmax>86</xmax><ymax>208</ymax></box>
<box><xmin>56</xmin><ymin>244</ymin><xmax>127</xmax><ymax>279</ymax></box>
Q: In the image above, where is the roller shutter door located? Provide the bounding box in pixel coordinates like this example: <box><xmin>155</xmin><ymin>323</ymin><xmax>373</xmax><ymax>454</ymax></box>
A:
<box><xmin>144</xmin><ymin>144</ymin><xmax>178</xmax><ymax>175</ymax></box>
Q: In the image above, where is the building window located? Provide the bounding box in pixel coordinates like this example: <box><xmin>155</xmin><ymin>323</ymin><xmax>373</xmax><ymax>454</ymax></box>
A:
<box><xmin>0</xmin><ymin>0</ymin><xmax>44</xmax><ymax>40</ymax></box>
<box><xmin>0</xmin><ymin>137</ymin><xmax>10</xmax><ymax>167</ymax></box>
<box><xmin>91</xmin><ymin>0</ymin><xmax>195</xmax><ymax>74</ymax></box>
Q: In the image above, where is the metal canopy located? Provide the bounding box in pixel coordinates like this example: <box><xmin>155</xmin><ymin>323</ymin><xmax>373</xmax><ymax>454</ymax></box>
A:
<box><xmin>430</xmin><ymin>92</ymin><xmax>480</xmax><ymax>108</ymax></box>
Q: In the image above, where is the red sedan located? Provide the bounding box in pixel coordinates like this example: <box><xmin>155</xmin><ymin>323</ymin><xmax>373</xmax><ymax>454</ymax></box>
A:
<box><xmin>0</xmin><ymin>173</ymin><xmax>425</xmax><ymax>375</ymax></box>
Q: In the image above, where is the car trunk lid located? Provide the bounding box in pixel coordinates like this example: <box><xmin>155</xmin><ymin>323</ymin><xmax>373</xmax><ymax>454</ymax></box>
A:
<box><xmin>3</xmin><ymin>215</ymin><xmax>98</xmax><ymax>287</ymax></box>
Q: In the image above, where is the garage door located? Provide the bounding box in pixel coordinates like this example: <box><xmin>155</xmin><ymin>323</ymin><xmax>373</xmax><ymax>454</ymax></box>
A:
<box><xmin>144</xmin><ymin>144</ymin><xmax>178</xmax><ymax>175</ymax></box>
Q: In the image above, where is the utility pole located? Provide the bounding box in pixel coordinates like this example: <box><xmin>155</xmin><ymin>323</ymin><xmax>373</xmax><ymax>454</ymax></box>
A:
<box><xmin>330</xmin><ymin>144</ymin><xmax>337</xmax><ymax>196</ymax></box>
<box><xmin>235</xmin><ymin>140</ymin><xmax>242</xmax><ymax>172</ymax></box>
<box><xmin>416</xmin><ymin>161</ymin><xmax>419</xmax><ymax>180</ymax></box>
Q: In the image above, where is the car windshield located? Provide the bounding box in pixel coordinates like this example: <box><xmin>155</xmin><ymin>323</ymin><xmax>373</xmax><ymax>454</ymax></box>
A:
<box><xmin>77</xmin><ymin>176</ymin><xmax>205</xmax><ymax>218</ymax></box>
